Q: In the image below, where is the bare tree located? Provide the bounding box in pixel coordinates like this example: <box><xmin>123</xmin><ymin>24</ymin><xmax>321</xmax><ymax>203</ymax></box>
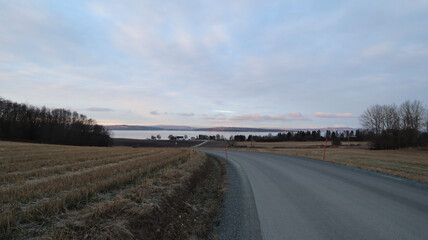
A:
<box><xmin>361</xmin><ymin>100</ymin><xmax>427</xmax><ymax>149</ymax></box>
<box><xmin>156</xmin><ymin>134</ymin><xmax>161</xmax><ymax>140</ymax></box>
<box><xmin>360</xmin><ymin>104</ymin><xmax>383</xmax><ymax>135</ymax></box>
<box><xmin>400</xmin><ymin>100</ymin><xmax>426</xmax><ymax>132</ymax></box>
<box><xmin>381</xmin><ymin>104</ymin><xmax>400</xmax><ymax>131</ymax></box>
<box><xmin>425</xmin><ymin>109</ymin><xmax>428</xmax><ymax>133</ymax></box>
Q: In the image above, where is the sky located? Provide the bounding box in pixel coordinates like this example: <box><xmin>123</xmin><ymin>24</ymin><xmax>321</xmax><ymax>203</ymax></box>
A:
<box><xmin>1</xmin><ymin>0</ymin><xmax>427</xmax><ymax>128</ymax></box>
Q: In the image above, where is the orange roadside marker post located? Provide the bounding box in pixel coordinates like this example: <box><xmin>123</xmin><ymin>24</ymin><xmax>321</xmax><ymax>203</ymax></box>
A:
<box><xmin>323</xmin><ymin>132</ymin><xmax>328</xmax><ymax>161</ymax></box>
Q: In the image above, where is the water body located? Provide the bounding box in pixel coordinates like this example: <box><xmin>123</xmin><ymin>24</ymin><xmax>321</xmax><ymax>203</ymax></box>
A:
<box><xmin>111</xmin><ymin>130</ymin><xmax>280</xmax><ymax>140</ymax></box>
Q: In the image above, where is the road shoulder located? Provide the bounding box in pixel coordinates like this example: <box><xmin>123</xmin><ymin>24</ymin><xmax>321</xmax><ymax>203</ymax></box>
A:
<box><xmin>201</xmin><ymin>150</ymin><xmax>263</xmax><ymax>240</ymax></box>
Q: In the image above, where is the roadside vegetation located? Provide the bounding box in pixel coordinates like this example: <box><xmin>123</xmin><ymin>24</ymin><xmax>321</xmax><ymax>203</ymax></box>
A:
<box><xmin>0</xmin><ymin>141</ymin><xmax>225</xmax><ymax>239</ymax></box>
<box><xmin>232</xmin><ymin>141</ymin><xmax>428</xmax><ymax>184</ymax></box>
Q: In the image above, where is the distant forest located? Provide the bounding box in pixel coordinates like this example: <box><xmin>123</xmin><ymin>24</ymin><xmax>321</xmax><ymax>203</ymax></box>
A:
<box><xmin>236</xmin><ymin>130</ymin><xmax>366</xmax><ymax>143</ymax></box>
<box><xmin>0</xmin><ymin>97</ymin><xmax>111</xmax><ymax>146</ymax></box>
<box><xmin>200</xmin><ymin>129</ymin><xmax>367</xmax><ymax>144</ymax></box>
<box><xmin>360</xmin><ymin>100</ymin><xmax>428</xmax><ymax>149</ymax></box>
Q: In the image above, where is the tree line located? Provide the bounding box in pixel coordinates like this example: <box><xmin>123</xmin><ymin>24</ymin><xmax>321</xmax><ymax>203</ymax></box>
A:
<box><xmin>360</xmin><ymin>100</ymin><xmax>428</xmax><ymax>149</ymax></box>
<box><xmin>0</xmin><ymin>97</ymin><xmax>111</xmax><ymax>146</ymax></box>
<box><xmin>198</xmin><ymin>134</ymin><xmax>226</xmax><ymax>140</ymax></box>
<box><xmin>230</xmin><ymin>130</ymin><xmax>367</xmax><ymax>143</ymax></box>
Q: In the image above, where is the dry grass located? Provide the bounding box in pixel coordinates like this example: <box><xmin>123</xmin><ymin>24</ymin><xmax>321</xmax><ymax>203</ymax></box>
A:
<box><xmin>235</xmin><ymin>141</ymin><xmax>370</xmax><ymax>149</ymax></box>
<box><xmin>232</xmin><ymin>141</ymin><xmax>428</xmax><ymax>184</ymax></box>
<box><xmin>0</xmin><ymin>140</ymin><xmax>224</xmax><ymax>239</ymax></box>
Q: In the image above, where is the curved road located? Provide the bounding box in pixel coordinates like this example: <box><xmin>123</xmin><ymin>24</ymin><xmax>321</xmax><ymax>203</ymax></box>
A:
<box><xmin>202</xmin><ymin>149</ymin><xmax>428</xmax><ymax>240</ymax></box>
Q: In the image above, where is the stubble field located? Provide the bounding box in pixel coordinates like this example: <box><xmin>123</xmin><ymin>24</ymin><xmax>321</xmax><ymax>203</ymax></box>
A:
<box><xmin>0</xmin><ymin>141</ymin><xmax>225</xmax><ymax>239</ymax></box>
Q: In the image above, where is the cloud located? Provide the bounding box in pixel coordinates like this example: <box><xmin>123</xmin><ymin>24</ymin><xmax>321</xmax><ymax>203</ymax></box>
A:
<box><xmin>177</xmin><ymin>112</ymin><xmax>195</xmax><ymax>117</ymax></box>
<box><xmin>204</xmin><ymin>112</ymin><xmax>308</xmax><ymax>123</ymax></box>
<box><xmin>86</xmin><ymin>107</ymin><xmax>114</xmax><ymax>112</ymax></box>
<box><xmin>231</xmin><ymin>113</ymin><xmax>309</xmax><ymax>122</ymax></box>
<box><xmin>286</xmin><ymin>112</ymin><xmax>307</xmax><ymax>121</ymax></box>
<box><xmin>362</xmin><ymin>43</ymin><xmax>391</xmax><ymax>59</ymax></box>
<box><xmin>231</xmin><ymin>114</ymin><xmax>281</xmax><ymax>122</ymax></box>
<box><xmin>202</xmin><ymin>113</ymin><xmax>226</xmax><ymax>121</ymax></box>
<box><xmin>213</xmin><ymin>100</ymin><xmax>224</xmax><ymax>106</ymax></box>
<box><xmin>313</xmin><ymin>112</ymin><xmax>356</xmax><ymax>118</ymax></box>
<box><xmin>150</xmin><ymin>111</ymin><xmax>194</xmax><ymax>117</ymax></box>
<box><xmin>213</xmin><ymin>109</ymin><xmax>235</xmax><ymax>113</ymax></box>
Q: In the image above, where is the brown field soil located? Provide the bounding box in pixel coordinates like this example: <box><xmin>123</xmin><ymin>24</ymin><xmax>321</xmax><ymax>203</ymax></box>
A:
<box><xmin>231</xmin><ymin>141</ymin><xmax>428</xmax><ymax>185</ymax></box>
<box><xmin>0</xmin><ymin>140</ymin><xmax>225</xmax><ymax>239</ymax></box>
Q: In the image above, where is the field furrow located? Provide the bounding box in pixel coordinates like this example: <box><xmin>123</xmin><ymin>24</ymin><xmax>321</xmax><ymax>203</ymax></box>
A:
<box><xmin>0</xmin><ymin>150</ymin><xmax>164</xmax><ymax>185</ymax></box>
<box><xmin>1</xmin><ymin>149</ymin><xmax>142</xmax><ymax>173</ymax></box>
<box><xmin>0</xmin><ymin>141</ymin><xmax>203</xmax><ymax>238</ymax></box>
<box><xmin>0</xmin><ymin>150</ymin><xmax>187</xmax><ymax>205</ymax></box>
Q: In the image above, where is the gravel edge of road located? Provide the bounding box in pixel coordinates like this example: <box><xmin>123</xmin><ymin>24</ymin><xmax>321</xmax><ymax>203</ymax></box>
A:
<box><xmin>202</xmin><ymin>150</ymin><xmax>263</xmax><ymax>240</ymax></box>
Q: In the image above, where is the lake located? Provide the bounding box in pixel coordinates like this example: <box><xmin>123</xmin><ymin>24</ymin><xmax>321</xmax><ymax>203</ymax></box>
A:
<box><xmin>111</xmin><ymin>130</ymin><xmax>281</xmax><ymax>140</ymax></box>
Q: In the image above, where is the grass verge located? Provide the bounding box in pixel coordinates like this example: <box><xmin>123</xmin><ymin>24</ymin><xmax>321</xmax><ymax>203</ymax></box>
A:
<box><xmin>231</xmin><ymin>141</ymin><xmax>428</xmax><ymax>185</ymax></box>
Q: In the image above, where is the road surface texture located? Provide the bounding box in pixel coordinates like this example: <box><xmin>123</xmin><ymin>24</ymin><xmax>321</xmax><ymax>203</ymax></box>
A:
<box><xmin>201</xmin><ymin>149</ymin><xmax>428</xmax><ymax>240</ymax></box>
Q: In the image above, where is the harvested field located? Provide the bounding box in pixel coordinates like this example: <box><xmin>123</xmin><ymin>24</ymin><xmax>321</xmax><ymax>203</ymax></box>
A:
<box><xmin>0</xmin><ymin>140</ymin><xmax>225</xmax><ymax>239</ymax></box>
<box><xmin>113</xmin><ymin>138</ymin><xmax>204</xmax><ymax>148</ymax></box>
<box><xmin>230</xmin><ymin>141</ymin><xmax>428</xmax><ymax>184</ymax></box>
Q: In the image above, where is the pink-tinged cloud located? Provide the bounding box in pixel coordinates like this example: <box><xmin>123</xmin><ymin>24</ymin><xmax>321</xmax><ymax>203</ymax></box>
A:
<box><xmin>230</xmin><ymin>114</ymin><xmax>286</xmax><ymax>122</ymax></box>
<box><xmin>150</xmin><ymin>111</ymin><xmax>194</xmax><ymax>117</ymax></box>
<box><xmin>286</xmin><ymin>112</ymin><xmax>307</xmax><ymax>120</ymax></box>
<box><xmin>205</xmin><ymin>112</ymin><xmax>308</xmax><ymax>123</ymax></box>
<box><xmin>313</xmin><ymin>112</ymin><xmax>356</xmax><ymax>118</ymax></box>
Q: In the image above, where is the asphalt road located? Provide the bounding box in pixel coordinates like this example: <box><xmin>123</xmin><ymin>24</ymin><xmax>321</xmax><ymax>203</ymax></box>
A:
<box><xmin>201</xmin><ymin>149</ymin><xmax>428</xmax><ymax>240</ymax></box>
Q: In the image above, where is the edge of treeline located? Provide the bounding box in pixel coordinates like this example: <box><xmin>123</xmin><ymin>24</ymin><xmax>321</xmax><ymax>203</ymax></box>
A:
<box><xmin>227</xmin><ymin>129</ymin><xmax>365</xmax><ymax>143</ymax></box>
<box><xmin>0</xmin><ymin>97</ymin><xmax>111</xmax><ymax>146</ymax></box>
<box><xmin>360</xmin><ymin>100</ymin><xmax>428</xmax><ymax>149</ymax></box>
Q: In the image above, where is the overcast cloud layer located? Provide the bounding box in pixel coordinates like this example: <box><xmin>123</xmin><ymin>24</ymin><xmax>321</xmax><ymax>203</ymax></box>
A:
<box><xmin>1</xmin><ymin>0</ymin><xmax>427</xmax><ymax>128</ymax></box>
